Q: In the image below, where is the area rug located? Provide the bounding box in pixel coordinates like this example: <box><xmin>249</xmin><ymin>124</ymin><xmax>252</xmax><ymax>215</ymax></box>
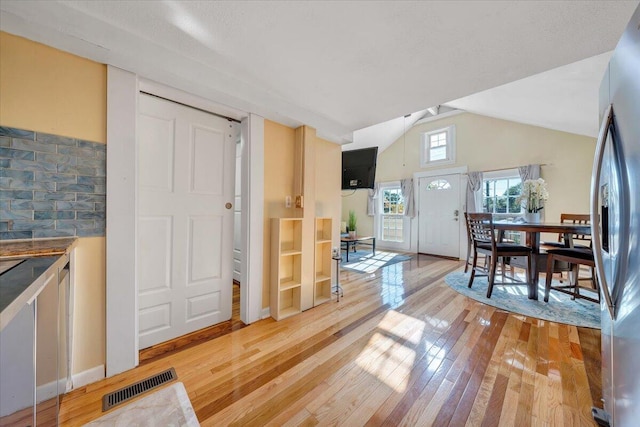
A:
<box><xmin>84</xmin><ymin>382</ymin><xmax>199</xmax><ymax>426</ymax></box>
<box><xmin>444</xmin><ymin>271</ymin><xmax>600</xmax><ymax>329</ymax></box>
<box><xmin>341</xmin><ymin>250</ymin><xmax>411</xmax><ymax>274</ymax></box>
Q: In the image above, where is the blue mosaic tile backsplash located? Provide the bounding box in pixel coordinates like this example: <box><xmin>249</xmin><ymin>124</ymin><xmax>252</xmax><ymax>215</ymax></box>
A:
<box><xmin>0</xmin><ymin>126</ymin><xmax>106</xmax><ymax>240</ymax></box>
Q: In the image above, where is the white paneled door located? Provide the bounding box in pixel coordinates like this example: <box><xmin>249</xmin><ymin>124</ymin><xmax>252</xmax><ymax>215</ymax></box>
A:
<box><xmin>418</xmin><ymin>174</ymin><xmax>461</xmax><ymax>258</ymax></box>
<box><xmin>137</xmin><ymin>94</ymin><xmax>238</xmax><ymax>349</ymax></box>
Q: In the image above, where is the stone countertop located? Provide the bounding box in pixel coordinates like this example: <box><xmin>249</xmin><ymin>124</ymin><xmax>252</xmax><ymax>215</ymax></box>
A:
<box><xmin>0</xmin><ymin>237</ymin><xmax>78</xmax><ymax>258</ymax></box>
<box><xmin>0</xmin><ymin>256</ymin><xmax>60</xmax><ymax>316</ymax></box>
<box><xmin>0</xmin><ymin>238</ymin><xmax>77</xmax><ymax>331</ymax></box>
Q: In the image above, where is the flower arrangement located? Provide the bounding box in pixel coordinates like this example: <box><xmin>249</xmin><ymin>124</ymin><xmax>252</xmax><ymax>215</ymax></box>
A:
<box><xmin>519</xmin><ymin>178</ymin><xmax>548</xmax><ymax>213</ymax></box>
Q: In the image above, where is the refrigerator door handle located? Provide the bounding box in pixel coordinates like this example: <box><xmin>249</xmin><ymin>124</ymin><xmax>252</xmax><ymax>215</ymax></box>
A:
<box><xmin>591</xmin><ymin>103</ymin><xmax>616</xmax><ymax>320</ymax></box>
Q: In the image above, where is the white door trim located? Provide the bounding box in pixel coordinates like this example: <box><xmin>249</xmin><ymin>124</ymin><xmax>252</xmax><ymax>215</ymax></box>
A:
<box><xmin>106</xmin><ymin>67</ymin><xmax>264</xmax><ymax>376</ymax></box>
<box><xmin>240</xmin><ymin>115</ymin><xmax>264</xmax><ymax>323</ymax></box>
<box><xmin>413</xmin><ymin>165</ymin><xmax>468</xmax><ymax>179</ymax></box>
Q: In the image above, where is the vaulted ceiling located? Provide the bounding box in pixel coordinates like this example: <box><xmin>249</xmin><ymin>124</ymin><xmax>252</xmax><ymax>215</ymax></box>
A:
<box><xmin>1</xmin><ymin>1</ymin><xmax>637</xmax><ymax>144</ymax></box>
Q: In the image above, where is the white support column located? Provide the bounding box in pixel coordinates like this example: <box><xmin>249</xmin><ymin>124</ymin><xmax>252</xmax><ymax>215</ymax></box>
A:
<box><xmin>240</xmin><ymin>114</ymin><xmax>264</xmax><ymax>324</ymax></box>
<box><xmin>106</xmin><ymin>66</ymin><xmax>139</xmax><ymax>376</ymax></box>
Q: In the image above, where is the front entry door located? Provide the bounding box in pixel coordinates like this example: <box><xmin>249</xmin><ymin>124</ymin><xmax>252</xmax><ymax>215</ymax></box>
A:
<box><xmin>418</xmin><ymin>174</ymin><xmax>461</xmax><ymax>258</ymax></box>
<box><xmin>137</xmin><ymin>94</ymin><xmax>238</xmax><ymax>349</ymax></box>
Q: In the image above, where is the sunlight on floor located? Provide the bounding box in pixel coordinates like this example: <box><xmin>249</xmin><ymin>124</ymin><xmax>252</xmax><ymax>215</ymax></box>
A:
<box><xmin>355</xmin><ymin>311</ymin><xmax>426</xmax><ymax>393</ymax></box>
<box><xmin>380</xmin><ymin>263</ymin><xmax>405</xmax><ymax>307</ymax></box>
<box><xmin>423</xmin><ymin>315</ymin><xmax>451</xmax><ymax>331</ymax></box>
<box><xmin>344</xmin><ymin>251</ymin><xmax>398</xmax><ymax>273</ymax></box>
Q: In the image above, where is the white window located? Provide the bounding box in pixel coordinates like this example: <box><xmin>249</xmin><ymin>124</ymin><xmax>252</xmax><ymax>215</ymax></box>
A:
<box><xmin>421</xmin><ymin>125</ymin><xmax>455</xmax><ymax>167</ymax></box>
<box><xmin>379</xmin><ymin>185</ymin><xmax>405</xmax><ymax>242</ymax></box>
<box><xmin>482</xmin><ymin>175</ymin><xmax>522</xmax><ymax>215</ymax></box>
<box><xmin>426</xmin><ymin>179</ymin><xmax>451</xmax><ymax>190</ymax></box>
<box><xmin>482</xmin><ymin>169</ymin><xmax>523</xmax><ymax>242</ymax></box>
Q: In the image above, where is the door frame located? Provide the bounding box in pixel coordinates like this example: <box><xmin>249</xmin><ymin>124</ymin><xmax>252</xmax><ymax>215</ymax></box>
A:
<box><xmin>106</xmin><ymin>67</ymin><xmax>264</xmax><ymax>377</ymax></box>
<box><xmin>412</xmin><ymin>166</ymin><xmax>468</xmax><ymax>259</ymax></box>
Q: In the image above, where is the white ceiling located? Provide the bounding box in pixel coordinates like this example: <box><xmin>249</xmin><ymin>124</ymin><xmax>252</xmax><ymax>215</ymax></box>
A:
<box><xmin>445</xmin><ymin>52</ymin><xmax>613</xmax><ymax>138</ymax></box>
<box><xmin>1</xmin><ymin>1</ymin><xmax>638</xmax><ymax>144</ymax></box>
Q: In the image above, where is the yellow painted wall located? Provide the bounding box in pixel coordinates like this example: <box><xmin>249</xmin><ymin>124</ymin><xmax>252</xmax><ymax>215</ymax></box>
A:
<box><xmin>314</xmin><ymin>136</ymin><xmax>342</xmax><ymax>257</ymax></box>
<box><xmin>0</xmin><ymin>32</ymin><xmax>106</xmax><ymax>143</ymax></box>
<box><xmin>344</xmin><ymin>112</ymin><xmax>596</xmax><ymax>239</ymax></box>
<box><xmin>72</xmin><ymin>238</ymin><xmax>106</xmax><ymax>372</ymax></box>
<box><xmin>262</xmin><ymin>122</ymin><xmax>342</xmax><ymax>310</ymax></box>
<box><xmin>263</xmin><ymin>120</ymin><xmax>296</xmax><ymax>308</ymax></box>
<box><xmin>341</xmin><ymin>190</ymin><xmax>369</xmax><ymax>234</ymax></box>
<box><xmin>0</xmin><ymin>32</ymin><xmax>107</xmax><ymax>375</ymax></box>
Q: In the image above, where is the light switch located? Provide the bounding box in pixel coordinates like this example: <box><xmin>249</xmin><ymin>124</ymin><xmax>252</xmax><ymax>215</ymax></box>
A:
<box><xmin>285</xmin><ymin>196</ymin><xmax>291</xmax><ymax>208</ymax></box>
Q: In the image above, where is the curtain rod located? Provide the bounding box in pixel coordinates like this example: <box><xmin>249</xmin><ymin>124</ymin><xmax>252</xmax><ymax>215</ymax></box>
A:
<box><xmin>466</xmin><ymin>163</ymin><xmax>549</xmax><ymax>174</ymax></box>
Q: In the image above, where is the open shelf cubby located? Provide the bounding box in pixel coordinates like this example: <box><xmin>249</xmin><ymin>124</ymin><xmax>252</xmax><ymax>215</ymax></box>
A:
<box><xmin>280</xmin><ymin>218</ymin><xmax>303</xmax><ymax>253</ymax></box>
<box><xmin>314</xmin><ymin>278</ymin><xmax>332</xmax><ymax>306</ymax></box>
<box><xmin>315</xmin><ymin>217</ymin><xmax>332</xmax><ymax>243</ymax></box>
<box><xmin>314</xmin><ymin>217</ymin><xmax>333</xmax><ymax>306</ymax></box>
<box><xmin>278</xmin><ymin>286</ymin><xmax>301</xmax><ymax>320</ymax></box>
<box><xmin>271</xmin><ymin>218</ymin><xmax>304</xmax><ymax>320</ymax></box>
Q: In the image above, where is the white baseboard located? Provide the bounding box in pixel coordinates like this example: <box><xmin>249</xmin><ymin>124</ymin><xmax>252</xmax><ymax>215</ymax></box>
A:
<box><xmin>261</xmin><ymin>307</ymin><xmax>271</xmax><ymax>319</ymax></box>
<box><xmin>36</xmin><ymin>377</ymin><xmax>67</xmax><ymax>403</ymax></box>
<box><xmin>72</xmin><ymin>364</ymin><xmax>105</xmax><ymax>389</ymax></box>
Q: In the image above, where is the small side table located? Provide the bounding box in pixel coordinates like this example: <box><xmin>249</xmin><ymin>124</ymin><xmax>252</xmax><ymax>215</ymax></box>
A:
<box><xmin>332</xmin><ymin>255</ymin><xmax>343</xmax><ymax>302</ymax></box>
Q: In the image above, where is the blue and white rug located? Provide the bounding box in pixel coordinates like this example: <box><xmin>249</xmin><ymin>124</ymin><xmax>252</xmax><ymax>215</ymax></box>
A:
<box><xmin>341</xmin><ymin>250</ymin><xmax>411</xmax><ymax>274</ymax></box>
<box><xmin>444</xmin><ymin>271</ymin><xmax>600</xmax><ymax>329</ymax></box>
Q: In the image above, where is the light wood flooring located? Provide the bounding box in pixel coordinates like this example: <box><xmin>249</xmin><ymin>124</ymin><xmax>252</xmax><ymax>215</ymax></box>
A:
<box><xmin>59</xmin><ymin>255</ymin><xmax>602</xmax><ymax>426</ymax></box>
<box><xmin>139</xmin><ymin>284</ymin><xmax>245</xmax><ymax>364</ymax></box>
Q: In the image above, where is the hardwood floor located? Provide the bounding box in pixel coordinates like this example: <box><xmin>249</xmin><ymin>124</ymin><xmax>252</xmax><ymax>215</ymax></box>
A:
<box><xmin>139</xmin><ymin>284</ymin><xmax>245</xmax><ymax>365</ymax></box>
<box><xmin>59</xmin><ymin>255</ymin><xmax>602</xmax><ymax>426</ymax></box>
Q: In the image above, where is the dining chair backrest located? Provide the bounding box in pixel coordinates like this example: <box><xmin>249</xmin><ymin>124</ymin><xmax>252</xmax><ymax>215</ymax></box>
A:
<box><xmin>466</xmin><ymin>213</ymin><xmax>494</xmax><ymax>245</ymax></box>
<box><xmin>559</xmin><ymin>213</ymin><xmax>591</xmax><ymax>244</ymax></box>
<box><xmin>464</xmin><ymin>212</ymin><xmax>472</xmax><ymax>244</ymax></box>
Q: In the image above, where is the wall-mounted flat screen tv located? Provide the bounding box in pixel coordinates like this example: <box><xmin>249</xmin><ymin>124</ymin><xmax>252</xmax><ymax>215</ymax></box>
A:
<box><xmin>342</xmin><ymin>147</ymin><xmax>378</xmax><ymax>190</ymax></box>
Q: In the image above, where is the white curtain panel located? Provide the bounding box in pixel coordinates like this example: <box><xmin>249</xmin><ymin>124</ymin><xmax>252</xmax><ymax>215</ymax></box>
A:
<box><xmin>518</xmin><ymin>164</ymin><xmax>541</xmax><ymax>181</ymax></box>
<box><xmin>400</xmin><ymin>178</ymin><xmax>416</xmax><ymax>217</ymax></box>
<box><xmin>466</xmin><ymin>171</ymin><xmax>483</xmax><ymax>213</ymax></box>
<box><xmin>367</xmin><ymin>183</ymin><xmax>379</xmax><ymax>216</ymax></box>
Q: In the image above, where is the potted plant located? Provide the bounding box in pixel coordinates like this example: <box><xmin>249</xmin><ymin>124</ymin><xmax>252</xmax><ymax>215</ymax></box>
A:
<box><xmin>518</xmin><ymin>178</ymin><xmax>548</xmax><ymax>223</ymax></box>
<box><xmin>347</xmin><ymin>210</ymin><xmax>357</xmax><ymax>238</ymax></box>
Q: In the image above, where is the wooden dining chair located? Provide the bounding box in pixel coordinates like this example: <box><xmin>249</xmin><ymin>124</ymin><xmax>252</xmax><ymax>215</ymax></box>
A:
<box><xmin>541</xmin><ymin>213</ymin><xmax>593</xmax><ymax>285</ymax></box>
<box><xmin>466</xmin><ymin>213</ymin><xmax>533</xmax><ymax>298</ymax></box>
<box><xmin>464</xmin><ymin>212</ymin><xmax>504</xmax><ymax>275</ymax></box>
<box><xmin>544</xmin><ymin>247</ymin><xmax>600</xmax><ymax>304</ymax></box>
<box><xmin>541</xmin><ymin>213</ymin><xmax>591</xmax><ymax>249</ymax></box>
<box><xmin>464</xmin><ymin>212</ymin><xmax>485</xmax><ymax>273</ymax></box>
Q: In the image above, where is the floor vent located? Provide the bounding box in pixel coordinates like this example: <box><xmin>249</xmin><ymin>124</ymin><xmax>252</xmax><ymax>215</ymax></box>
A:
<box><xmin>102</xmin><ymin>367</ymin><xmax>177</xmax><ymax>412</ymax></box>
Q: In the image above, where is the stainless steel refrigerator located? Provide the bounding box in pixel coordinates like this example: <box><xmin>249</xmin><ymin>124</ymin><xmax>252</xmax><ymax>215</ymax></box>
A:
<box><xmin>591</xmin><ymin>5</ymin><xmax>640</xmax><ymax>426</ymax></box>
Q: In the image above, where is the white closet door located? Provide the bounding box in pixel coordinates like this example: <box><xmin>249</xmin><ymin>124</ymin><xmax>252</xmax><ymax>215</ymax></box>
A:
<box><xmin>137</xmin><ymin>94</ymin><xmax>237</xmax><ymax>349</ymax></box>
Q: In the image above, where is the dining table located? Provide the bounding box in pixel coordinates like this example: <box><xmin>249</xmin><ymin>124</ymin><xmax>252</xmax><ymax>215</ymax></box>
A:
<box><xmin>492</xmin><ymin>220</ymin><xmax>591</xmax><ymax>300</ymax></box>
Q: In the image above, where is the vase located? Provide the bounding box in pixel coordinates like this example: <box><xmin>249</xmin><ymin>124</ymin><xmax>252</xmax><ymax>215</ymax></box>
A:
<box><xmin>525</xmin><ymin>212</ymin><xmax>541</xmax><ymax>224</ymax></box>
<box><xmin>348</xmin><ymin>230</ymin><xmax>356</xmax><ymax>238</ymax></box>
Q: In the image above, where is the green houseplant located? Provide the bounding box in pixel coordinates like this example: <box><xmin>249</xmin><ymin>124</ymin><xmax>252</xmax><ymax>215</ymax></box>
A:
<box><xmin>347</xmin><ymin>210</ymin><xmax>357</xmax><ymax>238</ymax></box>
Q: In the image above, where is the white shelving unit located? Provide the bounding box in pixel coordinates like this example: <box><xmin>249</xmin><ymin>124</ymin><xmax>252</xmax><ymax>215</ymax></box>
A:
<box><xmin>314</xmin><ymin>217</ymin><xmax>333</xmax><ymax>306</ymax></box>
<box><xmin>270</xmin><ymin>218</ymin><xmax>303</xmax><ymax>320</ymax></box>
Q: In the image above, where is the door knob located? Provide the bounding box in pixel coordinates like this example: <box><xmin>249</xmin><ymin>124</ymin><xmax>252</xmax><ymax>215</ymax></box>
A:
<box><xmin>225</xmin><ymin>203</ymin><xmax>233</xmax><ymax>209</ymax></box>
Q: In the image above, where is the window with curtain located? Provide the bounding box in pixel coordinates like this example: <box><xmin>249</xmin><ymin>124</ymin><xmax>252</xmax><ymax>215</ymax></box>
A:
<box><xmin>482</xmin><ymin>169</ymin><xmax>523</xmax><ymax>243</ymax></box>
<box><xmin>380</xmin><ymin>186</ymin><xmax>405</xmax><ymax>242</ymax></box>
<box><xmin>483</xmin><ymin>176</ymin><xmax>522</xmax><ymax>214</ymax></box>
